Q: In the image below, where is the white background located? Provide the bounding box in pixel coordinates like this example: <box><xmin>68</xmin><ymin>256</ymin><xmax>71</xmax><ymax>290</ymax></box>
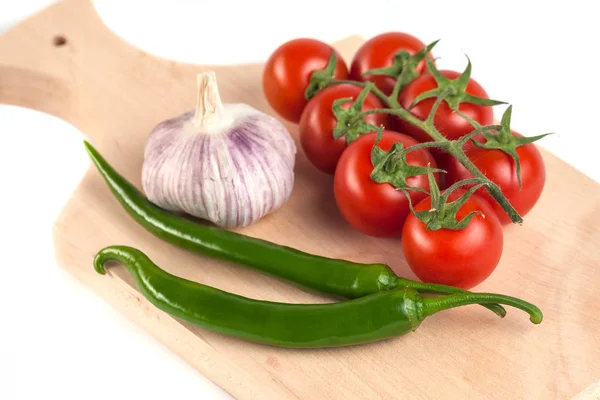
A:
<box><xmin>1</xmin><ymin>1</ymin><xmax>598</xmax><ymax>399</ymax></box>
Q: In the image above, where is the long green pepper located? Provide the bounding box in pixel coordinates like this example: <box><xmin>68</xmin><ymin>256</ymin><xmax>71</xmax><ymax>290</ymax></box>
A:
<box><xmin>83</xmin><ymin>141</ymin><xmax>508</xmax><ymax>317</ymax></box>
<box><xmin>95</xmin><ymin>246</ymin><xmax>542</xmax><ymax>348</ymax></box>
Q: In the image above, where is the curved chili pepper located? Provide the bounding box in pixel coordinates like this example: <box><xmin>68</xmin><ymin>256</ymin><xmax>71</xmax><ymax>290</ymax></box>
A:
<box><xmin>94</xmin><ymin>246</ymin><xmax>542</xmax><ymax>348</ymax></box>
<box><xmin>84</xmin><ymin>141</ymin><xmax>506</xmax><ymax>317</ymax></box>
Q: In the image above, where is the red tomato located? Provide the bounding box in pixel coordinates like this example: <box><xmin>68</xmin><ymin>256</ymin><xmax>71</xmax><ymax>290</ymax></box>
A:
<box><xmin>299</xmin><ymin>84</ymin><xmax>388</xmax><ymax>174</ymax></box>
<box><xmin>334</xmin><ymin>131</ymin><xmax>438</xmax><ymax>237</ymax></box>
<box><xmin>349</xmin><ymin>32</ymin><xmax>432</xmax><ymax>96</ymax></box>
<box><xmin>443</xmin><ymin>131</ymin><xmax>546</xmax><ymax>224</ymax></box>
<box><xmin>263</xmin><ymin>39</ymin><xmax>348</xmax><ymax>123</ymax></box>
<box><xmin>396</xmin><ymin>70</ymin><xmax>493</xmax><ymax>143</ymax></box>
<box><xmin>402</xmin><ymin>189</ymin><xmax>503</xmax><ymax>289</ymax></box>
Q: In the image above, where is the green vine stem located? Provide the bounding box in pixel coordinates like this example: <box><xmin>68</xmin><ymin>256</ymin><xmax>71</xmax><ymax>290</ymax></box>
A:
<box><xmin>325</xmin><ymin>79</ymin><xmax>389</xmax><ymax>104</ymax></box>
<box><xmin>326</xmin><ymin>79</ymin><xmax>523</xmax><ymax>224</ymax></box>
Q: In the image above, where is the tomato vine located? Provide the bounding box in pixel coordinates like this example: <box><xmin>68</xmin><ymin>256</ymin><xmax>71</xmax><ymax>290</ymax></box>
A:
<box><xmin>307</xmin><ymin>41</ymin><xmax>551</xmax><ymax>226</ymax></box>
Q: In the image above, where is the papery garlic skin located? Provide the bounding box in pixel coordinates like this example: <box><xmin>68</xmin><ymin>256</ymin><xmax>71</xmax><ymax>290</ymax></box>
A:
<box><xmin>142</xmin><ymin>73</ymin><xmax>296</xmax><ymax>228</ymax></box>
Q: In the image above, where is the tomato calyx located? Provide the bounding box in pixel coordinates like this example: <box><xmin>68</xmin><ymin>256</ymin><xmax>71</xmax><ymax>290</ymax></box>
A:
<box><xmin>305</xmin><ymin>51</ymin><xmax>339</xmax><ymax>100</ymax></box>
<box><xmin>404</xmin><ymin>171</ymin><xmax>489</xmax><ymax>231</ymax></box>
<box><xmin>471</xmin><ymin>105</ymin><xmax>553</xmax><ymax>188</ymax></box>
<box><xmin>370</xmin><ymin>128</ymin><xmax>444</xmax><ymax>192</ymax></box>
<box><xmin>363</xmin><ymin>40</ymin><xmax>439</xmax><ymax>97</ymax></box>
<box><xmin>332</xmin><ymin>84</ymin><xmax>380</xmax><ymax>144</ymax></box>
<box><xmin>409</xmin><ymin>56</ymin><xmax>505</xmax><ymax>112</ymax></box>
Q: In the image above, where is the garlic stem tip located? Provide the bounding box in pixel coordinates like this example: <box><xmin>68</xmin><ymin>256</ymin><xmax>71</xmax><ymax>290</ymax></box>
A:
<box><xmin>194</xmin><ymin>70</ymin><xmax>224</xmax><ymax>127</ymax></box>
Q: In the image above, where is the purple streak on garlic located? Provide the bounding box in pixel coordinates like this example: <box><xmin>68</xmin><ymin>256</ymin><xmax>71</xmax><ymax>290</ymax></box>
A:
<box><xmin>142</xmin><ymin>71</ymin><xmax>296</xmax><ymax>228</ymax></box>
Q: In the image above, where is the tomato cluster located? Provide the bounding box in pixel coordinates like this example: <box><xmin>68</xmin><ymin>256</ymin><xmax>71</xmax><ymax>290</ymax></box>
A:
<box><xmin>263</xmin><ymin>33</ymin><xmax>547</xmax><ymax>289</ymax></box>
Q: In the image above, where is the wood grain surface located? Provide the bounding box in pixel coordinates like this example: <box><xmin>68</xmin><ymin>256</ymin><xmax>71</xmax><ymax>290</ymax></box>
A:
<box><xmin>1</xmin><ymin>1</ymin><xmax>599</xmax><ymax>398</ymax></box>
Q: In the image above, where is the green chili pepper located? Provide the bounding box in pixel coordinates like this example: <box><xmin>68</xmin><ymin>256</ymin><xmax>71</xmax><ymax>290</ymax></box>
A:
<box><xmin>84</xmin><ymin>141</ymin><xmax>506</xmax><ymax>317</ymax></box>
<box><xmin>94</xmin><ymin>246</ymin><xmax>542</xmax><ymax>348</ymax></box>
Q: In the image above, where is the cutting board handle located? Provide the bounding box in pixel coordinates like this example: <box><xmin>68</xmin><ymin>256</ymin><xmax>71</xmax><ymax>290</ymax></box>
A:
<box><xmin>0</xmin><ymin>0</ymin><xmax>107</xmax><ymax>135</ymax></box>
<box><xmin>0</xmin><ymin>0</ymin><xmax>202</xmax><ymax>148</ymax></box>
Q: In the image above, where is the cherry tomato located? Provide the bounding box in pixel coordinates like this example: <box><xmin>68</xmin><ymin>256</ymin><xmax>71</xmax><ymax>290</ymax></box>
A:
<box><xmin>443</xmin><ymin>131</ymin><xmax>546</xmax><ymax>224</ymax></box>
<box><xmin>299</xmin><ymin>84</ymin><xmax>388</xmax><ymax>174</ymax></box>
<box><xmin>349</xmin><ymin>32</ymin><xmax>432</xmax><ymax>96</ymax></box>
<box><xmin>396</xmin><ymin>70</ymin><xmax>493</xmax><ymax>143</ymax></box>
<box><xmin>334</xmin><ymin>131</ymin><xmax>438</xmax><ymax>237</ymax></box>
<box><xmin>402</xmin><ymin>189</ymin><xmax>503</xmax><ymax>289</ymax></box>
<box><xmin>263</xmin><ymin>39</ymin><xmax>348</xmax><ymax>123</ymax></box>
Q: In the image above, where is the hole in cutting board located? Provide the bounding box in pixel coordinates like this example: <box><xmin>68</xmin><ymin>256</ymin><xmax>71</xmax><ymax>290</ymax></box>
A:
<box><xmin>53</xmin><ymin>35</ymin><xmax>67</xmax><ymax>47</ymax></box>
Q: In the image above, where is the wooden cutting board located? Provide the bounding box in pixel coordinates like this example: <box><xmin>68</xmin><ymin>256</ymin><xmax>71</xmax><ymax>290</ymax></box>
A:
<box><xmin>2</xmin><ymin>1</ymin><xmax>599</xmax><ymax>398</ymax></box>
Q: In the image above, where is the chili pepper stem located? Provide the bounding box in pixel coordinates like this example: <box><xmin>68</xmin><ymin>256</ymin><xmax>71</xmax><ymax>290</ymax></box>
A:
<box><xmin>421</xmin><ymin>292</ymin><xmax>543</xmax><ymax>324</ymax></box>
<box><xmin>395</xmin><ymin>278</ymin><xmax>506</xmax><ymax>318</ymax></box>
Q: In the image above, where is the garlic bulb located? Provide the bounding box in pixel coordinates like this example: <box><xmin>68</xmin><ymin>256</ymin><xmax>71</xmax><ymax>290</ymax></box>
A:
<box><xmin>142</xmin><ymin>72</ymin><xmax>296</xmax><ymax>228</ymax></box>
